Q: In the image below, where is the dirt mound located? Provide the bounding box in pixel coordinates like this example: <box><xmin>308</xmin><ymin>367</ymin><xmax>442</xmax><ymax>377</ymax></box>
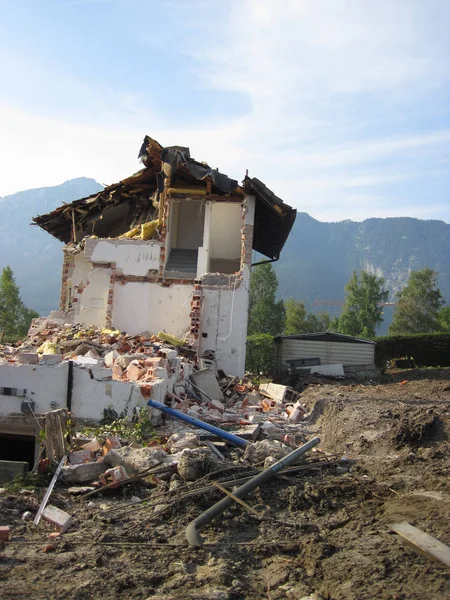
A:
<box><xmin>2</xmin><ymin>369</ymin><xmax>450</xmax><ymax>600</ymax></box>
<box><xmin>393</xmin><ymin>409</ymin><xmax>446</xmax><ymax>448</ymax></box>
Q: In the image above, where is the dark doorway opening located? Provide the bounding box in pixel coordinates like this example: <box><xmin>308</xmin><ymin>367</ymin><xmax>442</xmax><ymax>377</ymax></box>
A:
<box><xmin>0</xmin><ymin>434</ymin><xmax>35</xmax><ymax>470</ymax></box>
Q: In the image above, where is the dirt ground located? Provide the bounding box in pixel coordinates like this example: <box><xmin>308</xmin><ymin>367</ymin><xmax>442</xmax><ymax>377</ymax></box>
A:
<box><xmin>1</xmin><ymin>368</ymin><xmax>450</xmax><ymax>600</ymax></box>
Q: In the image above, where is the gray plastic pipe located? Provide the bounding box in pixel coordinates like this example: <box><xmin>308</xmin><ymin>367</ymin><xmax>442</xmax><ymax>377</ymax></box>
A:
<box><xmin>185</xmin><ymin>436</ymin><xmax>320</xmax><ymax>546</ymax></box>
<box><xmin>147</xmin><ymin>398</ymin><xmax>248</xmax><ymax>447</ymax></box>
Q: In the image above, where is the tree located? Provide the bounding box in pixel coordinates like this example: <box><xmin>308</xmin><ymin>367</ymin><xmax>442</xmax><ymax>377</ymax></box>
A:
<box><xmin>246</xmin><ymin>333</ymin><xmax>275</xmax><ymax>376</ymax></box>
<box><xmin>284</xmin><ymin>298</ymin><xmax>331</xmax><ymax>334</ymax></box>
<box><xmin>0</xmin><ymin>266</ymin><xmax>39</xmax><ymax>339</ymax></box>
<box><xmin>336</xmin><ymin>270</ymin><xmax>388</xmax><ymax>338</ymax></box>
<box><xmin>438</xmin><ymin>306</ymin><xmax>450</xmax><ymax>331</ymax></box>
<box><xmin>389</xmin><ymin>268</ymin><xmax>445</xmax><ymax>334</ymax></box>
<box><xmin>248</xmin><ymin>263</ymin><xmax>285</xmax><ymax>336</ymax></box>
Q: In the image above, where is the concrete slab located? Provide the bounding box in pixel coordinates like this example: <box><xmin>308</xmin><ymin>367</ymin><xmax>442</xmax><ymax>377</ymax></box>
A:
<box><xmin>190</xmin><ymin>368</ymin><xmax>224</xmax><ymax>402</ymax></box>
<box><xmin>0</xmin><ymin>460</ymin><xmax>28</xmax><ymax>483</ymax></box>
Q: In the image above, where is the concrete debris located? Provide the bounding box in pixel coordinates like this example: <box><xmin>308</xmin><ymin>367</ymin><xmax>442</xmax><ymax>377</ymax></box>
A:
<box><xmin>166</xmin><ymin>432</ymin><xmax>199</xmax><ymax>453</ymax></box>
<box><xmin>103</xmin><ymin>446</ymin><xmax>170</xmax><ymax>475</ymax></box>
<box><xmin>99</xmin><ymin>465</ymin><xmax>130</xmax><ymax>488</ymax></box>
<box><xmin>68</xmin><ymin>449</ymin><xmax>95</xmax><ymax>465</ymax></box>
<box><xmin>243</xmin><ymin>439</ymin><xmax>292</xmax><ymax>464</ymax></box>
<box><xmin>42</xmin><ymin>505</ymin><xmax>73</xmax><ymax>533</ymax></box>
<box><xmin>177</xmin><ymin>448</ymin><xmax>216</xmax><ymax>481</ymax></box>
<box><xmin>61</xmin><ymin>461</ymin><xmax>107</xmax><ymax>483</ymax></box>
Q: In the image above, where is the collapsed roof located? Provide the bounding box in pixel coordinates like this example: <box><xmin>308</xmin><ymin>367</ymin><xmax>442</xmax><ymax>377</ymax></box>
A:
<box><xmin>33</xmin><ymin>136</ymin><xmax>296</xmax><ymax>260</ymax></box>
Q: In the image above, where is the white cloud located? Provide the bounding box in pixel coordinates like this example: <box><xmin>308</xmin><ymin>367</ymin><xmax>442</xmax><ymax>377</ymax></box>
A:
<box><xmin>1</xmin><ymin>0</ymin><xmax>449</xmax><ymax>223</ymax></box>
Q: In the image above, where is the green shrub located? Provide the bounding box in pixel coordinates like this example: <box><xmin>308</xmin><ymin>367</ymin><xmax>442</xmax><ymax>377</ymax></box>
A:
<box><xmin>246</xmin><ymin>333</ymin><xmax>275</xmax><ymax>377</ymax></box>
<box><xmin>375</xmin><ymin>332</ymin><xmax>450</xmax><ymax>367</ymax></box>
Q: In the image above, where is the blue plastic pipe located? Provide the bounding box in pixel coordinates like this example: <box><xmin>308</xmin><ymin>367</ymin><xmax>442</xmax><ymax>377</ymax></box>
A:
<box><xmin>147</xmin><ymin>398</ymin><xmax>248</xmax><ymax>447</ymax></box>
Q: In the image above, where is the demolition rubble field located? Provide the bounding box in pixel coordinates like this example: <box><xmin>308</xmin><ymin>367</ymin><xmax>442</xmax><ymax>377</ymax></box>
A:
<box><xmin>1</xmin><ymin>369</ymin><xmax>450</xmax><ymax>600</ymax></box>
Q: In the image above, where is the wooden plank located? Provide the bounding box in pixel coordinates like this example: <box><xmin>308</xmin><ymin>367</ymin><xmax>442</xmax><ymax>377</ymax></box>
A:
<box><xmin>390</xmin><ymin>522</ymin><xmax>450</xmax><ymax>567</ymax></box>
<box><xmin>34</xmin><ymin>455</ymin><xmax>67</xmax><ymax>526</ymax></box>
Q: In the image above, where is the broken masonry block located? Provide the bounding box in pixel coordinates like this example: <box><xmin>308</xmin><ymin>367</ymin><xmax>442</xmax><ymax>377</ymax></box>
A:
<box><xmin>60</xmin><ymin>461</ymin><xmax>107</xmax><ymax>484</ymax></box>
<box><xmin>0</xmin><ymin>526</ymin><xmax>11</xmax><ymax>541</ymax></box>
<box><xmin>18</xmin><ymin>352</ymin><xmax>39</xmax><ymax>365</ymax></box>
<box><xmin>99</xmin><ymin>465</ymin><xmax>129</xmax><ymax>488</ymax></box>
<box><xmin>104</xmin><ymin>349</ymin><xmax>119</xmax><ymax>368</ymax></box>
<box><xmin>102</xmin><ymin>437</ymin><xmax>122</xmax><ymax>455</ymax></box>
<box><xmin>40</xmin><ymin>354</ymin><xmax>63</xmax><ymax>366</ymax></box>
<box><xmin>209</xmin><ymin>399</ymin><xmax>225</xmax><ymax>413</ymax></box>
<box><xmin>42</xmin><ymin>505</ymin><xmax>73</xmax><ymax>533</ymax></box>
<box><xmin>81</xmin><ymin>438</ymin><xmax>102</xmax><ymax>453</ymax></box>
<box><xmin>112</xmin><ymin>364</ymin><xmax>123</xmax><ymax>380</ymax></box>
<box><xmin>68</xmin><ymin>449</ymin><xmax>95</xmax><ymax>465</ymax></box>
<box><xmin>232</xmin><ymin>424</ymin><xmax>261</xmax><ymax>441</ymax></box>
<box><xmin>152</xmin><ymin>366</ymin><xmax>169</xmax><ymax>380</ymax></box>
<box><xmin>126</xmin><ymin>362</ymin><xmax>145</xmax><ymax>382</ymax></box>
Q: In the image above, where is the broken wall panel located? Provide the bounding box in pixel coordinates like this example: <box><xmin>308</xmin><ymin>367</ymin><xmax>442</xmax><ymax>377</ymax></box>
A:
<box><xmin>199</xmin><ymin>285</ymin><xmax>250</xmax><ymax>378</ymax></box>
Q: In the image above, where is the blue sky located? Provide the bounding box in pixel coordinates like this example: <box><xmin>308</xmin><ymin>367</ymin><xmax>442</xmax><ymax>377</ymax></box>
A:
<box><xmin>0</xmin><ymin>0</ymin><xmax>449</xmax><ymax>222</ymax></box>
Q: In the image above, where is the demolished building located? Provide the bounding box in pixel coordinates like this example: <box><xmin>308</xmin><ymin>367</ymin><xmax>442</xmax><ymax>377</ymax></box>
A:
<box><xmin>0</xmin><ymin>135</ymin><xmax>295</xmax><ymax>467</ymax></box>
<box><xmin>33</xmin><ymin>136</ymin><xmax>296</xmax><ymax>377</ymax></box>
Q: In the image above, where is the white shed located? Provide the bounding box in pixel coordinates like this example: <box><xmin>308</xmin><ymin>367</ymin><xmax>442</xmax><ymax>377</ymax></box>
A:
<box><xmin>274</xmin><ymin>332</ymin><xmax>376</xmax><ymax>376</ymax></box>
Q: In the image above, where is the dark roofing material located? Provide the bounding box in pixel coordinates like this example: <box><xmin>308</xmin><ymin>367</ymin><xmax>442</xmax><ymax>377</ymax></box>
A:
<box><xmin>246</xmin><ymin>177</ymin><xmax>296</xmax><ymax>260</ymax></box>
<box><xmin>33</xmin><ymin>136</ymin><xmax>296</xmax><ymax>260</ymax></box>
<box><xmin>274</xmin><ymin>332</ymin><xmax>376</xmax><ymax>344</ymax></box>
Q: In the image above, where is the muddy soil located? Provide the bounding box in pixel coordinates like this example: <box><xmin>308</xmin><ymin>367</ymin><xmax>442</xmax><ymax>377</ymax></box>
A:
<box><xmin>1</xmin><ymin>368</ymin><xmax>450</xmax><ymax>599</ymax></box>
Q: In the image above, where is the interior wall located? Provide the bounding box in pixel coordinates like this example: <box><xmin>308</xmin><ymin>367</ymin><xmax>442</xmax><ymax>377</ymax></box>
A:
<box><xmin>90</xmin><ymin>240</ymin><xmax>161</xmax><ymax>275</ymax></box>
<box><xmin>210</xmin><ymin>203</ymin><xmax>242</xmax><ymax>259</ymax></box>
<box><xmin>112</xmin><ymin>281</ymin><xmax>193</xmax><ymax>337</ymax></box>
<box><xmin>173</xmin><ymin>201</ymin><xmax>205</xmax><ymax>249</ymax></box>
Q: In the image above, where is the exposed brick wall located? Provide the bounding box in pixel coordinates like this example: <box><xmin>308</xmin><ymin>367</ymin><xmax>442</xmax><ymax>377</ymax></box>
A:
<box><xmin>60</xmin><ymin>252</ymin><xmax>75</xmax><ymax>311</ymax></box>
<box><xmin>241</xmin><ymin>224</ymin><xmax>254</xmax><ymax>267</ymax></box>
<box><xmin>189</xmin><ymin>279</ymin><xmax>203</xmax><ymax>345</ymax></box>
<box><xmin>105</xmin><ymin>263</ymin><xmax>116</xmax><ymax>326</ymax></box>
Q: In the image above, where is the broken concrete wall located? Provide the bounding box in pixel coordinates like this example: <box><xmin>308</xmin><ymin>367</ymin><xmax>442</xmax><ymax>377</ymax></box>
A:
<box><xmin>0</xmin><ymin>362</ymin><xmax>167</xmax><ymax>427</ymax></box>
<box><xmin>199</xmin><ymin>284</ymin><xmax>249</xmax><ymax>378</ymax></box>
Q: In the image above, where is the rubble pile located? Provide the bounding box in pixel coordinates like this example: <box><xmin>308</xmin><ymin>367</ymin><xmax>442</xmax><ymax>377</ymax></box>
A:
<box><xmin>1</xmin><ymin>317</ymin><xmax>309</xmax><ymax>432</ymax></box>
<box><xmin>0</xmin><ymin>317</ymin><xmax>195</xmax><ymax>369</ymax></box>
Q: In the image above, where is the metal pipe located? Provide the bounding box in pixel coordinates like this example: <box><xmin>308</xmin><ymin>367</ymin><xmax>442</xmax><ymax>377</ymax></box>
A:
<box><xmin>251</xmin><ymin>257</ymin><xmax>278</xmax><ymax>267</ymax></box>
<box><xmin>146</xmin><ymin>398</ymin><xmax>248</xmax><ymax>447</ymax></box>
<box><xmin>66</xmin><ymin>360</ymin><xmax>73</xmax><ymax>412</ymax></box>
<box><xmin>185</xmin><ymin>437</ymin><xmax>320</xmax><ymax>546</ymax></box>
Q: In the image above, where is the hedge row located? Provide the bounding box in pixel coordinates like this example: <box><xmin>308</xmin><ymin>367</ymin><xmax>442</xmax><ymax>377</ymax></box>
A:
<box><xmin>375</xmin><ymin>332</ymin><xmax>450</xmax><ymax>367</ymax></box>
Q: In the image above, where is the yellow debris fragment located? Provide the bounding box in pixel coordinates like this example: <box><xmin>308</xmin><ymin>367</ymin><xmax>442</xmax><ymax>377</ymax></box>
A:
<box><xmin>157</xmin><ymin>332</ymin><xmax>185</xmax><ymax>347</ymax></box>
<box><xmin>37</xmin><ymin>341</ymin><xmax>58</xmax><ymax>355</ymax></box>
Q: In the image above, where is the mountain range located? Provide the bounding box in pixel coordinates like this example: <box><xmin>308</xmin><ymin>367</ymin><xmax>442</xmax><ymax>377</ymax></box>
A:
<box><xmin>1</xmin><ymin>178</ymin><xmax>449</xmax><ymax>333</ymax></box>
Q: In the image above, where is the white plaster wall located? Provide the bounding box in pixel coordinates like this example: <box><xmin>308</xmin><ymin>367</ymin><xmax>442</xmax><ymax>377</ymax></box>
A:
<box><xmin>0</xmin><ymin>363</ymin><xmax>168</xmax><ymax>423</ymax></box>
<box><xmin>210</xmin><ymin>203</ymin><xmax>242</xmax><ymax>259</ymax></box>
<box><xmin>199</xmin><ymin>283</ymin><xmax>250</xmax><ymax>377</ymax></box>
<box><xmin>0</xmin><ymin>363</ymin><xmax>69</xmax><ymax>417</ymax></box>
<box><xmin>90</xmin><ymin>239</ymin><xmax>161</xmax><ymax>275</ymax></box>
<box><xmin>112</xmin><ymin>282</ymin><xmax>193</xmax><ymax>337</ymax></box>
<box><xmin>70</xmin><ymin>253</ymin><xmax>92</xmax><ymax>288</ymax></box>
<box><xmin>78</xmin><ymin>267</ymin><xmax>110</xmax><ymax>327</ymax></box>
<box><xmin>69</xmin><ymin>254</ymin><xmax>110</xmax><ymax>326</ymax></box>
<box><xmin>173</xmin><ymin>200</ymin><xmax>205</xmax><ymax>249</ymax></box>
<box><xmin>198</xmin><ymin>202</ymin><xmax>213</xmax><ymax>275</ymax></box>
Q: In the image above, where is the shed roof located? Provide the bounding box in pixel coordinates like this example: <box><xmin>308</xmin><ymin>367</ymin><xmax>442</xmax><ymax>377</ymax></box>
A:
<box><xmin>274</xmin><ymin>332</ymin><xmax>376</xmax><ymax>345</ymax></box>
<box><xmin>33</xmin><ymin>136</ymin><xmax>296</xmax><ymax>260</ymax></box>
